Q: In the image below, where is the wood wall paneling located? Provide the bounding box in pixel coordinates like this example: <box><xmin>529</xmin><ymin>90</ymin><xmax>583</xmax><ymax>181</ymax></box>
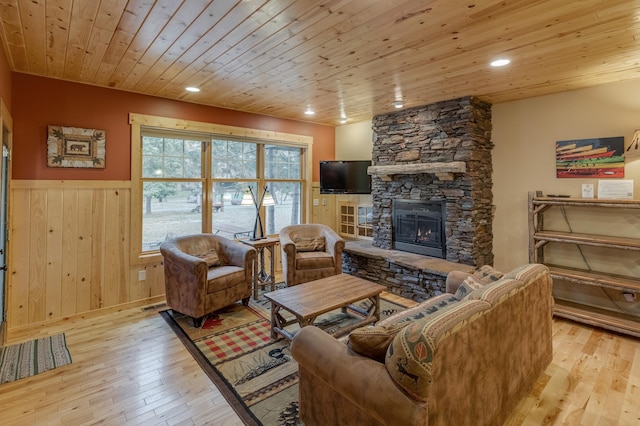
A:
<box><xmin>311</xmin><ymin>184</ymin><xmax>336</xmax><ymax>230</ymax></box>
<box><xmin>29</xmin><ymin>189</ymin><xmax>47</xmax><ymax>323</ymax></box>
<box><xmin>8</xmin><ymin>181</ymin><xmax>164</xmax><ymax>334</ymax></box>
<box><xmin>45</xmin><ymin>188</ymin><xmax>63</xmax><ymax>321</ymax></box>
<box><xmin>9</xmin><ymin>186</ymin><xmax>29</xmax><ymax>326</ymax></box>
<box><xmin>76</xmin><ymin>189</ymin><xmax>93</xmax><ymax>314</ymax></box>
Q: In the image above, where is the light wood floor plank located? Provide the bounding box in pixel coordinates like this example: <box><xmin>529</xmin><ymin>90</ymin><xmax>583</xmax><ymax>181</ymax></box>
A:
<box><xmin>2</xmin><ymin>300</ymin><xmax>640</xmax><ymax>425</ymax></box>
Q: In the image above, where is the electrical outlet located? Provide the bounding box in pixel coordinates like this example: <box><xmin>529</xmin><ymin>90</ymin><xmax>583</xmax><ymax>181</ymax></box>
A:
<box><xmin>138</xmin><ymin>270</ymin><xmax>146</xmax><ymax>281</ymax></box>
<box><xmin>322</xmin><ymin>198</ymin><xmax>327</xmax><ymax>206</ymax></box>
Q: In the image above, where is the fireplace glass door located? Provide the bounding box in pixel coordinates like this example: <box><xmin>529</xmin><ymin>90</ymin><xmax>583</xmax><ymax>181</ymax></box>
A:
<box><xmin>393</xmin><ymin>200</ymin><xmax>446</xmax><ymax>258</ymax></box>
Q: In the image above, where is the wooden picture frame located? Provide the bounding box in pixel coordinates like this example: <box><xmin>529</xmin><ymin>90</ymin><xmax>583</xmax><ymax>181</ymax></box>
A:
<box><xmin>47</xmin><ymin>125</ymin><xmax>106</xmax><ymax>168</ymax></box>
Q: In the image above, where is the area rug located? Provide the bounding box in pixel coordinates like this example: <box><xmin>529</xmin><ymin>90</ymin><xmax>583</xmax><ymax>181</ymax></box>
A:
<box><xmin>0</xmin><ymin>333</ymin><xmax>72</xmax><ymax>384</ymax></box>
<box><xmin>161</xmin><ymin>289</ymin><xmax>417</xmax><ymax>426</ymax></box>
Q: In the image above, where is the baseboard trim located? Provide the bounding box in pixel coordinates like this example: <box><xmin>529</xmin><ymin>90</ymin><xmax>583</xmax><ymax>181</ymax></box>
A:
<box><xmin>6</xmin><ymin>295</ymin><xmax>166</xmax><ymax>344</ymax></box>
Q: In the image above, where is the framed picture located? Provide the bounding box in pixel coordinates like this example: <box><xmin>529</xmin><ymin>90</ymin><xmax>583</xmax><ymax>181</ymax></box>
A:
<box><xmin>47</xmin><ymin>125</ymin><xmax>106</xmax><ymax>168</ymax></box>
<box><xmin>556</xmin><ymin>136</ymin><xmax>624</xmax><ymax>178</ymax></box>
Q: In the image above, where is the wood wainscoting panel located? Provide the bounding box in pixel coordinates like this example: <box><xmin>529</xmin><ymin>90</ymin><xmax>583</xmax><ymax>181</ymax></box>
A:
<box><xmin>30</xmin><ymin>189</ymin><xmax>48</xmax><ymax>324</ymax></box>
<box><xmin>45</xmin><ymin>188</ymin><xmax>63</xmax><ymax>322</ymax></box>
<box><xmin>8</xmin><ymin>181</ymin><xmax>165</xmax><ymax>334</ymax></box>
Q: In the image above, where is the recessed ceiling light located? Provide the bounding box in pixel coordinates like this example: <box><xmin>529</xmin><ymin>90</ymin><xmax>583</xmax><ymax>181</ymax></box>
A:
<box><xmin>392</xmin><ymin>100</ymin><xmax>404</xmax><ymax>109</ymax></box>
<box><xmin>304</xmin><ymin>107</ymin><xmax>315</xmax><ymax>116</ymax></box>
<box><xmin>490</xmin><ymin>58</ymin><xmax>510</xmax><ymax>67</ymax></box>
<box><xmin>185</xmin><ymin>86</ymin><xmax>200</xmax><ymax>92</ymax></box>
<box><xmin>339</xmin><ymin>118</ymin><xmax>347</xmax><ymax>124</ymax></box>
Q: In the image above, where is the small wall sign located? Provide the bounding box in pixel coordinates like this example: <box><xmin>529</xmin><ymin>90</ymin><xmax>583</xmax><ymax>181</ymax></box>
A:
<box><xmin>597</xmin><ymin>179</ymin><xmax>634</xmax><ymax>199</ymax></box>
<box><xmin>47</xmin><ymin>125</ymin><xmax>106</xmax><ymax>168</ymax></box>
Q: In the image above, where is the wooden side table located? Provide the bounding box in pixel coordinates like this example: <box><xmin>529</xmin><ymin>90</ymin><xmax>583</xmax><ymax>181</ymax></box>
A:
<box><xmin>240</xmin><ymin>237</ymin><xmax>280</xmax><ymax>299</ymax></box>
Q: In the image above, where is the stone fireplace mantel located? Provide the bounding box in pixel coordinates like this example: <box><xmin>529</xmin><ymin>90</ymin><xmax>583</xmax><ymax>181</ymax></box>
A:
<box><xmin>367</xmin><ymin>161</ymin><xmax>466</xmax><ymax>181</ymax></box>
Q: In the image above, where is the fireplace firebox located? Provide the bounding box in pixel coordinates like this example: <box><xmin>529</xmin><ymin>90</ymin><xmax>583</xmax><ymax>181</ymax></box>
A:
<box><xmin>392</xmin><ymin>199</ymin><xmax>446</xmax><ymax>258</ymax></box>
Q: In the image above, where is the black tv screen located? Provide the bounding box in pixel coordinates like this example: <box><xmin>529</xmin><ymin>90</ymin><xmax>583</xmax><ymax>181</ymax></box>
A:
<box><xmin>320</xmin><ymin>160</ymin><xmax>372</xmax><ymax>194</ymax></box>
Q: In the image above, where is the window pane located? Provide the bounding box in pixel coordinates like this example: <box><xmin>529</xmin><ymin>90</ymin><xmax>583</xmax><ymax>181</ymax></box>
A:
<box><xmin>265</xmin><ymin>145</ymin><xmax>301</xmax><ymax>179</ymax></box>
<box><xmin>142</xmin><ymin>135</ymin><xmax>202</xmax><ymax>178</ymax></box>
<box><xmin>211</xmin><ymin>181</ymin><xmax>258</xmax><ymax>239</ymax></box>
<box><xmin>211</xmin><ymin>139</ymin><xmax>257</xmax><ymax>179</ymax></box>
<box><xmin>142</xmin><ymin>137</ymin><xmax>163</xmax><ymax>155</ymax></box>
<box><xmin>142</xmin><ymin>155</ymin><xmax>163</xmax><ymax>177</ymax></box>
<box><xmin>142</xmin><ymin>181</ymin><xmax>202</xmax><ymax>250</ymax></box>
<box><xmin>164</xmin><ymin>138</ymin><xmax>184</xmax><ymax>156</ymax></box>
<box><xmin>264</xmin><ymin>182</ymin><xmax>301</xmax><ymax>235</ymax></box>
<box><xmin>164</xmin><ymin>157</ymin><xmax>183</xmax><ymax>178</ymax></box>
<box><xmin>184</xmin><ymin>140</ymin><xmax>202</xmax><ymax>178</ymax></box>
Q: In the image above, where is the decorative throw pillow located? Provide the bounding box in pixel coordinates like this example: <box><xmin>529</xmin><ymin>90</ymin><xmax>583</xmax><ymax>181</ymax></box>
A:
<box><xmin>293</xmin><ymin>236</ymin><xmax>326</xmax><ymax>252</ymax></box>
<box><xmin>445</xmin><ymin>270</ymin><xmax>473</xmax><ymax>293</ymax></box>
<box><xmin>348</xmin><ymin>322</ymin><xmax>408</xmax><ymax>362</ymax></box>
<box><xmin>194</xmin><ymin>248</ymin><xmax>221</xmax><ymax>267</ymax></box>
<box><xmin>454</xmin><ymin>274</ymin><xmax>485</xmax><ymax>300</ymax></box>
<box><xmin>472</xmin><ymin>265</ymin><xmax>504</xmax><ymax>284</ymax></box>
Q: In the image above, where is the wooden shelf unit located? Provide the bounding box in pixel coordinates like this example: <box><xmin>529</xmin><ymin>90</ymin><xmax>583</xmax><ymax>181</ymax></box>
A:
<box><xmin>528</xmin><ymin>192</ymin><xmax>640</xmax><ymax>337</ymax></box>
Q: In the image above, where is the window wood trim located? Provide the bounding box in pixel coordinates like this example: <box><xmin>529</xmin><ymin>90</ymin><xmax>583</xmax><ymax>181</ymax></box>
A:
<box><xmin>129</xmin><ymin>113</ymin><xmax>313</xmax><ymax>265</ymax></box>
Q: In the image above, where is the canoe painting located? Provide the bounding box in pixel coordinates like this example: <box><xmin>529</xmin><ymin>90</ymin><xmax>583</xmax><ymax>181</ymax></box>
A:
<box><xmin>556</xmin><ymin>137</ymin><xmax>625</xmax><ymax>178</ymax></box>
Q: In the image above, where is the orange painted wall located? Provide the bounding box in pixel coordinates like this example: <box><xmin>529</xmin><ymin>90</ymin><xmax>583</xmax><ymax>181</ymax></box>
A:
<box><xmin>12</xmin><ymin>73</ymin><xmax>334</xmax><ymax>181</ymax></box>
<box><xmin>0</xmin><ymin>41</ymin><xmax>11</xmax><ymax>111</ymax></box>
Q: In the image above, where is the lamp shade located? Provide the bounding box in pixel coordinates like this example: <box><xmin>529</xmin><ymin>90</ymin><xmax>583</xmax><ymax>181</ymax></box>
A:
<box><xmin>240</xmin><ymin>190</ymin><xmax>254</xmax><ymax>206</ymax></box>
<box><xmin>624</xmin><ymin>130</ymin><xmax>640</xmax><ymax>158</ymax></box>
<box><xmin>263</xmin><ymin>190</ymin><xmax>275</xmax><ymax>206</ymax></box>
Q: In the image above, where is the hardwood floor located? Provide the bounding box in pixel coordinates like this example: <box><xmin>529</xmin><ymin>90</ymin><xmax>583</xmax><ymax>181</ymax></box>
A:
<box><xmin>0</xmin><ymin>305</ymin><xmax>242</xmax><ymax>425</ymax></box>
<box><xmin>1</xmin><ymin>299</ymin><xmax>640</xmax><ymax>425</ymax></box>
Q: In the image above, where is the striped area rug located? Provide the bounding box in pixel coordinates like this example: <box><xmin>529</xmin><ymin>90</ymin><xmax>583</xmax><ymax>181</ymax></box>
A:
<box><xmin>0</xmin><ymin>334</ymin><xmax>72</xmax><ymax>384</ymax></box>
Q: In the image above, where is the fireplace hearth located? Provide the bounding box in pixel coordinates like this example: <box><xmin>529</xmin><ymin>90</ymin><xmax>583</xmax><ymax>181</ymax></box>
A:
<box><xmin>393</xmin><ymin>199</ymin><xmax>446</xmax><ymax>258</ymax></box>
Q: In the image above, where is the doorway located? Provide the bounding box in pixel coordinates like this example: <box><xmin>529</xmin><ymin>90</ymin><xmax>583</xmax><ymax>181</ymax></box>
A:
<box><xmin>0</xmin><ymin>118</ymin><xmax>10</xmax><ymax>345</ymax></box>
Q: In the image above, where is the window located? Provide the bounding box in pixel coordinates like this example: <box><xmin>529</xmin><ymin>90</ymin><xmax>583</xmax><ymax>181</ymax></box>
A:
<box><xmin>130</xmin><ymin>114</ymin><xmax>312</xmax><ymax>260</ymax></box>
<box><xmin>140</xmin><ymin>131</ymin><xmax>207</xmax><ymax>250</ymax></box>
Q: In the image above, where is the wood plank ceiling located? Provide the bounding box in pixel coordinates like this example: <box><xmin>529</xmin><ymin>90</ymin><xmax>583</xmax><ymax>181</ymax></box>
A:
<box><xmin>1</xmin><ymin>0</ymin><xmax>640</xmax><ymax>126</ymax></box>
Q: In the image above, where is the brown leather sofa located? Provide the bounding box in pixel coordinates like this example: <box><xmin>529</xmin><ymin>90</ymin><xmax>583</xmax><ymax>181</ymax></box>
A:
<box><xmin>291</xmin><ymin>264</ymin><xmax>554</xmax><ymax>425</ymax></box>
<box><xmin>160</xmin><ymin>234</ymin><xmax>256</xmax><ymax>327</ymax></box>
<box><xmin>279</xmin><ymin>224</ymin><xmax>345</xmax><ymax>287</ymax></box>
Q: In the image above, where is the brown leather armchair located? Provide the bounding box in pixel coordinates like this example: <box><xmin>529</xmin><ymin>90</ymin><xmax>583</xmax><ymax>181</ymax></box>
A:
<box><xmin>279</xmin><ymin>224</ymin><xmax>345</xmax><ymax>287</ymax></box>
<box><xmin>160</xmin><ymin>234</ymin><xmax>256</xmax><ymax>327</ymax></box>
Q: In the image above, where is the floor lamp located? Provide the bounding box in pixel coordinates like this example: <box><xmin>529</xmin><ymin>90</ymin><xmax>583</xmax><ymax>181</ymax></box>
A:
<box><xmin>242</xmin><ymin>186</ymin><xmax>275</xmax><ymax>240</ymax></box>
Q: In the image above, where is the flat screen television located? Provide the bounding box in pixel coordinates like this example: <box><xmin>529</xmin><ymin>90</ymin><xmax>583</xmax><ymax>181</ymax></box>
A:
<box><xmin>319</xmin><ymin>160</ymin><xmax>372</xmax><ymax>194</ymax></box>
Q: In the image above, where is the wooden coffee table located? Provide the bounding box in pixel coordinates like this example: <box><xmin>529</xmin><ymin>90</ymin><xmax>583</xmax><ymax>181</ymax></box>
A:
<box><xmin>263</xmin><ymin>274</ymin><xmax>386</xmax><ymax>340</ymax></box>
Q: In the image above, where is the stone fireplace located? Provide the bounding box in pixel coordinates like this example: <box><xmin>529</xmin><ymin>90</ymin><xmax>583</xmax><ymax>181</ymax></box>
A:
<box><xmin>342</xmin><ymin>96</ymin><xmax>494</xmax><ymax>300</ymax></box>
<box><xmin>369</xmin><ymin>96</ymin><xmax>494</xmax><ymax>266</ymax></box>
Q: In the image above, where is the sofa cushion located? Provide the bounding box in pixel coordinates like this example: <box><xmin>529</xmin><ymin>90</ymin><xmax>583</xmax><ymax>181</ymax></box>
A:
<box><xmin>206</xmin><ymin>266</ymin><xmax>246</xmax><ymax>292</ymax></box>
<box><xmin>465</xmin><ymin>277</ymin><xmax>523</xmax><ymax>306</ymax></box>
<box><xmin>194</xmin><ymin>248</ymin><xmax>221</xmax><ymax>267</ymax></box>
<box><xmin>454</xmin><ymin>274</ymin><xmax>485</xmax><ymax>300</ymax></box>
<box><xmin>295</xmin><ymin>251</ymin><xmax>334</xmax><ymax>269</ymax></box>
<box><xmin>347</xmin><ymin>322</ymin><xmax>408</xmax><ymax>362</ymax></box>
<box><xmin>502</xmin><ymin>263</ymin><xmax>547</xmax><ymax>282</ymax></box>
<box><xmin>377</xmin><ymin>293</ymin><xmax>460</xmax><ymax>327</ymax></box>
<box><xmin>348</xmin><ymin>294</ymin><xmax>460</xmax><ymax>362</ymax></box>
<box><xmin>385</xmin><ymin>299</ymin><xmax>491</xmax><ymax>401</ymax></box>
<box><xmin>294</xmin><ymin>236</ymin><xmax>326</xmax><ymax>252</ymax></box>
<box><xmin>472</xmin><ymin>265</ymin><xmax>504</xmax><ymax>283</ymax></box>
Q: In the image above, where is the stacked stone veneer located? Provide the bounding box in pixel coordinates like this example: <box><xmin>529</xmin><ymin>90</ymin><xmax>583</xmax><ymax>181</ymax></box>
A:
<box><xmin>343</xmin><ymin>96</ymin><xmax>494</xmax><ymax>300</ymax></box>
